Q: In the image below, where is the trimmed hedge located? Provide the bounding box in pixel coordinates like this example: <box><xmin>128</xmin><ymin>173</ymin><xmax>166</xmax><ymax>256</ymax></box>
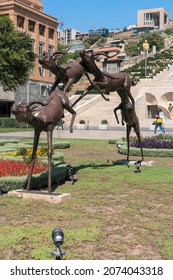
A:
<box><xmin>27</xmin><ymin>141</ymin><xmax>70</xmax><ymax>149</ymax></box>
<box><xmin>109</xmin><ymin>139</ymin><xmax>173</xmax><ymax>157</ymax></box>
<box><xmin>0</xmin><ymin>139</ymin><xmax>71</xmax><ymax>192</ymax></box>
<box><xmin>0</xmin><ymin>152</ymin><xmax>65</xmax><ymax>164</ymax></box>
<box><xmin>0</xmin><ymin>164</ymin><xmax>69</xmax><ymax>193</ymax></box>
<box><xmin>0</xmin><ymin>118</ymin><xmax>27</xmax><ymax>128</ymax></box>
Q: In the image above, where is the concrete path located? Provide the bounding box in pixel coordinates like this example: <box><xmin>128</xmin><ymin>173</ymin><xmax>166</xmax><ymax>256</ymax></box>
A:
<box><xmin>0</xmin><ymin>127</ymin><xmax>155</xmax><ymax>140</ymax></box>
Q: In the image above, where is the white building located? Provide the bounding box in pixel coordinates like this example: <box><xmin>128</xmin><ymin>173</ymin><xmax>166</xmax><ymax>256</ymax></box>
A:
<box><xmin>60</xmin><ymin>28</ymin><xmax>80</xmax><ymax>45</ymax></box>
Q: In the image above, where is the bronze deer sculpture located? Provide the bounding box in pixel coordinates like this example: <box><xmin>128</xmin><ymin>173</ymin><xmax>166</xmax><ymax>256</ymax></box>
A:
<box><xmin>11</xmin><ymin>90</ymin><xmax>76</xmax><ymax>194</ymax></box>
<box><xmin>38</xmin><ymin>50</ymin><xmax>109</xmax><ymax>101</ymax></box>
<box><xmin>113</xmin><ymin>95</ymin><xmax>144</xmax><ymax>161</ymax></box>
<box><xmin>71</xmin><ymin>50</ymin><xmax>135</xmax><ymax>112</ymax></box>
<box><xmin>38</xmin><ymin>50</ymin><xmax>84</xmax><ymax>94</ymax></box>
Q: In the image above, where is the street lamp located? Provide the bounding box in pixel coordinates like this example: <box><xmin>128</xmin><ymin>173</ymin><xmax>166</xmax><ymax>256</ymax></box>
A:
<box><xmin>143</xmin><ymin>40</ymin><xmax>149</xmax><ymax>78</ymax></box>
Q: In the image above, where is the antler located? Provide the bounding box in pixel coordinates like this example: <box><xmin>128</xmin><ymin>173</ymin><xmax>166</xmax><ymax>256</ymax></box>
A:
<box><xmin>52</xmin><ymin>46</ymin><xmax>71</xmax><ymax>62</ymax></box>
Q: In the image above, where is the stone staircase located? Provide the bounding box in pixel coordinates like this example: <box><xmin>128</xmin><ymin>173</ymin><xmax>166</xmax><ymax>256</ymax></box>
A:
<box><xmin>63</xmin><ymin>64</ymin><xmax>173</xmax><ymax>130</ymax></box>
<box><xmin>64</xmin><ymin>92</ymin><xmax>121</xmax><ymax>126</ymax></box>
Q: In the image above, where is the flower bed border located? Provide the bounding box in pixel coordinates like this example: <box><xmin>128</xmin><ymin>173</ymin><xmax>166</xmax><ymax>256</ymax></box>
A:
<box><xmin>109</xmin><ymin>139</ymin><xmax>173</xmax><ymax>157</ymax></box>
<box><xmin>0</xmin><ymin>139</ymin><xmax>71</xmax><ymax>192</ymax></box>
<box><xmin>0</xmin><ymin>164</ymin><xmax>69</xmax><ymax>193</ymax></box>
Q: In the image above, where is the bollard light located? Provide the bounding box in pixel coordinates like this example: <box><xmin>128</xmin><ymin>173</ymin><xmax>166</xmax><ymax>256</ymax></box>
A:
<box><xmin>51</xmin><ymin>227</ymin><xmax>65</xmax><ymax>260</ymax></box>
<box><xmin>117</xmin><ymin>144</ymin><xmax>121</xmax><ymax>154</ymax></box>
<box><xmin>134</xmin><ymin>160</ymin><xmax>142</xmax><ymax>173</ymax></box>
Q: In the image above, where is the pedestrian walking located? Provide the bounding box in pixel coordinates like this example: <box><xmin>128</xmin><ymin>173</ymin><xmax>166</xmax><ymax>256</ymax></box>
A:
<box><xmin>154</xmin><ymin>108</ymin><xmax>165</xmax><ymax>135</ymax></box>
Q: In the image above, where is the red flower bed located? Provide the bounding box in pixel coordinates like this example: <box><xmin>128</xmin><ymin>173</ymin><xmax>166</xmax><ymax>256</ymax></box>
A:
<box><xmin>0</xmin><ymin>159</ymin><xmax>47</xmax><ymax>177</ymax></box>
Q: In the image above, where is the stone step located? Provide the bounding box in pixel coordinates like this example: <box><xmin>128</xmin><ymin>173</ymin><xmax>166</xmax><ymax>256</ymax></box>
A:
<box><xmin>64</xmin><ymin>66</ymin><xmax>173</xmax><ymax>128</ymax></box>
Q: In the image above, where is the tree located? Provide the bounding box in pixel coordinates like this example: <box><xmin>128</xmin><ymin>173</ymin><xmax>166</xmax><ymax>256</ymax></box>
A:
<box><xmin>84</xmin><ymin>33</ymin><xmax>101</xmax><ymax>46</ymax></box>
<box><xmin>164</xmin><ymin>28</ymin><xmax>173</xmax><ymax>35</ymax></box>
<box><xmin>124</xmin><ymin>41</ymin><xmax>139</xmax><ymax>57</ymax></box>
<box><xmin>139</xmin><ymin>32</ymin><xmax>164</xmax><ymax>52</ymax></box>
<box><xmin>0</xmin><ymin>16</ymin><xmax>36</xmax><ymax>91</ymax></box>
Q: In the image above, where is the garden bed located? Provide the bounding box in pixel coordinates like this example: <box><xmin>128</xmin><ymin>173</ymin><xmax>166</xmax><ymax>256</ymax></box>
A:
<box><xmin>0</xmin><ymin>139</ymin><xmax>71</xmax><ymax>192</ymax></box>
<box><xmin>0</xmin><ymin>164</ymin><xmax>68</xmax><ymax>193</ymax></box>
<box><xmin>109</xmin><ymin>134</ymin><xmax>173</xmax><ymax>157</ymax></box>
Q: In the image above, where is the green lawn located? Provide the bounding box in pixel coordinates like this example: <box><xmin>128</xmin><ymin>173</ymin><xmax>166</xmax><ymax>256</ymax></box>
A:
<box><xmin>0</xmin><ymin>138</ymin><xmax>173</xmax><ymax>260</ymax></box>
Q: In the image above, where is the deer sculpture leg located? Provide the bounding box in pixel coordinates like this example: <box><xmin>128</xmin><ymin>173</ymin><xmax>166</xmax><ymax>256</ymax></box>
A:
<box><xmin>47</xmin><ymin>130</ymin><xmax>53</xmax><ymax>194</ymax></box>
<box><xmin>124</xmin><ymin>75</ymin><xmax>135</xmax><ymax>106</ymax></box>
<box><xmin>133</xmin><ymin>121</ymin><xmax>144</xmax><ymax>161</ymax></box>
<box><xmin>26</xmin><ymin>129</ymin><xmax>40</xmax><ymax>191</ymax></box>
<box><xmin>63</xmin><ymin>104</ymin><xmax>76</xmax><ymax>132</ymax></box>
<box><xmin>63</xmin><ymin>77</ymin><xmax>76</xmax><ymax>94</ymax></box>
<box><xmin>84</xmin><ymin>73</ymin><xmax>109</xmax><ymax>101</ymax></box>
<box><xmin>114</xmin><ymin>104</ymin><xmax>124</xmax><ymax>126</ymax></box>
<box><xmin>71</xmin><ymin>85</ymin><xmax>93</xmax><ymax>107</ymax></box>
<box><xmin>71</xmin><ymin>74</ymin><xmax>109</xmax><ymax>108</ymax></box>
<box><xmin>116</xmin><ymin>89</ymin><xmax>132</xmax><ymax>125</ymax></box>
<box><xmin>49</xmin><ymin>78</ymin><xmax>61</xmax><ymax>94</ymax></box>
<box><xmin>126</xmin><ymin>125</ymin><xmax>132</xmax><ymax>161</ymax></box>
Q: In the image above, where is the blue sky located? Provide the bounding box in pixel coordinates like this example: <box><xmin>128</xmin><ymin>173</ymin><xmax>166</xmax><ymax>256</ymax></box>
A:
<box><xmin>42</xmin><ymin>0</ymin><xmax>173</xmax><ymax>32</ymax></box>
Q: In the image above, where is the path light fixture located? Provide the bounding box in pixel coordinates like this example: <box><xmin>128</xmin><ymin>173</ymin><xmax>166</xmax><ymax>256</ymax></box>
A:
<box><xmin>117</xmin><ymin>144</ymin><xmax>121</xmax><ymax>154</ymax></box>
<box><xmin>51</xmin><ymin>227</ymin><xmax>65</xmax><ymax>260</ymax></box>
<box><xmin>134</xmin><ymin>160</ymin><xmax>142</xmax><ymax>173</ymax></box>
<box><xmin>67</xmin><ymin>164</ymin><xmax>77</xmax><ymax>184</ymax></box>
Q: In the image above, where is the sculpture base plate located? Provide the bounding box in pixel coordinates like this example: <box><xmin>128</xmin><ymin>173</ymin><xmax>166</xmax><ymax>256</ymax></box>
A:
<box><xmin>114</xmin><ymin>160</ymin><xmax>155</xmax><ymax>166</ymax></box>
<box><xmin>8</xmin><ymin>189</ymin><xmax>71</xmax><ymax>204</ymax></box>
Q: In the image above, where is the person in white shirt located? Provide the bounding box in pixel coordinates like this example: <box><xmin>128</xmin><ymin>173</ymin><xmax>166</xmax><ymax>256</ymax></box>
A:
<box><xmin>154</xmin><ymin>108</ymin><xmax>165</xmax><ymax>135</ymax></box>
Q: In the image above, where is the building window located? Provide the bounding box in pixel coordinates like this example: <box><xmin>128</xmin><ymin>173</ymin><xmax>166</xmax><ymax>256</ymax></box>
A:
<box><xmin>40</xmin><ymin>85</ymin><xmax>47</xmax><ymax>96</ymax></box>
<box><xmin>28</xmin><ymin>20</ymin><xmax>35</xmax><ymax>32</ymax></box>
<box><xmin>38</xmin><ymin>65</ymin><xmax>45</xmax><ymax>76</ymax></box>
<box><xmin>30</xmin><ymin>39</ymin><xmax>35</xmax><ymax>51</ymax></box>
<box><xmin>39</xmin><ymin>42</ymin><xmax>45</xmax><ymax>54</ymax></box>
<box><xmin>39</xmin><ymin>24</ymin><xmax>45</xmax><ymax>36</ymax></box>
<box><xmin>29</xmin><ymin>83</ymin><xmax>37</xmax><ymax>95</ymax></box>
<box><xmin>49</xmin><ymin>28</ymin><xmax>54</xmax><ymax>39</ymax></box>
<box><xmin>17</xmin><ymin>15</ymin><xmax>25</xmax><ymax>28</ymax></box>
<box><xmin>144</xmin><ymin>13</ymin><xmax>153</xmax><ymax>21</ymax></box>
<box><xmin>48</xmin><ymin>45</ymin><xmax>54</xmax><ymax>55</ymax></box>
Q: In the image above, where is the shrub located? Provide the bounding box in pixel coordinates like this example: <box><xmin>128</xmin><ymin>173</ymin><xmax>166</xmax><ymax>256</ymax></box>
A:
<box><xmin>0</xmin><ymin>118</ymin><xmax>28</xmax><ymax>128</ymax></box>
<box><xmin>75</xmin><ymin>90</ymin><xmax>84</xmax><ymax>95</ymax></box>
<box><xmin>111</xmin><ymin>135</ymin><xmax>173</xmax><ymax>157</ymax></box>
<box><xmin>131</xmin><ymin>135</ymin><xmax>173</xmax><ymax>149</ymax></box>
<box><xmin>101</xmin><ymin>120</ymin><xmax>108</xmax><ymax>125</ymax></box>
<box><xmin>79</xmin><ymin>120</ymin><xmax>86</xmax><ymax>124</ymax></box>
<box><xmin>0</xmin><ymin>118</ymin><xmax>19</xmax><ymax>128</ymax></box>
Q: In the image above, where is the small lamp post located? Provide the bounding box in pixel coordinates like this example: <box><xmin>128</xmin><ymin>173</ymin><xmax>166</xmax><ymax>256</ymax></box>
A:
<box><xmin>143</xmin><ymin>40</ymin><xmax>149</xmax><ymax>78</ymax></box>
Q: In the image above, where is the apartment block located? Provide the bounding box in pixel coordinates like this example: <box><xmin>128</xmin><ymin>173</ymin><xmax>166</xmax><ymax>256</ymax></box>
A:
<box><xmin>0</xmin><ymin>0</ymin><xmax>58</xmax><ymax>117</ymax></box>
<box><xmin>137</xmin><ymin>7</ymin><xmax>172</xmax><ymax>31</ymax></box>
<box><xmin>61</xmin><ymin>28</ymin><xmax>80</xmax><ymax>45</ymax></box>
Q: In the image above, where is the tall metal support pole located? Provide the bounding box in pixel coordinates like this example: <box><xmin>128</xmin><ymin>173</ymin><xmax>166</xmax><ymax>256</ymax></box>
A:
<box><xmin>143</xmin><ymin>40</ymin><xmax>149</xmax><ymax>78</ymax></box>
<box><xmin>144</xmin><ymin>50</ymin><xmax>147</xmax><ymax>78</ymax></box>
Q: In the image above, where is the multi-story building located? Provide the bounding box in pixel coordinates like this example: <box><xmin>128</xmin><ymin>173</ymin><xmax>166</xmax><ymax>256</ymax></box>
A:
<box><xmin>0</xmin><ymin>0</ymin><xmax>58</xmax><ymax>117</ymax></box>
<box><xmin>132</xmin><ymin>7</ymin><xmax>173</xmax><ymax>36</ymax></box>
<box><xmin>89</xmin><ymin>28</ymin><xmax>109</xmax><ymax>37</ymax></box>
<box><xmin>61</xmin><ymin>28</ymin><xmax>80</xmax><ymax>45</ymax></box>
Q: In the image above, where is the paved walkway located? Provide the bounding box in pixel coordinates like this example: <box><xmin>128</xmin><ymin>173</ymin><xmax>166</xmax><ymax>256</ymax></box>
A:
<box><xmin>0</xmin><ymin>127</ymin><xmax>155</xmax><ymax>140</ymax></box>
